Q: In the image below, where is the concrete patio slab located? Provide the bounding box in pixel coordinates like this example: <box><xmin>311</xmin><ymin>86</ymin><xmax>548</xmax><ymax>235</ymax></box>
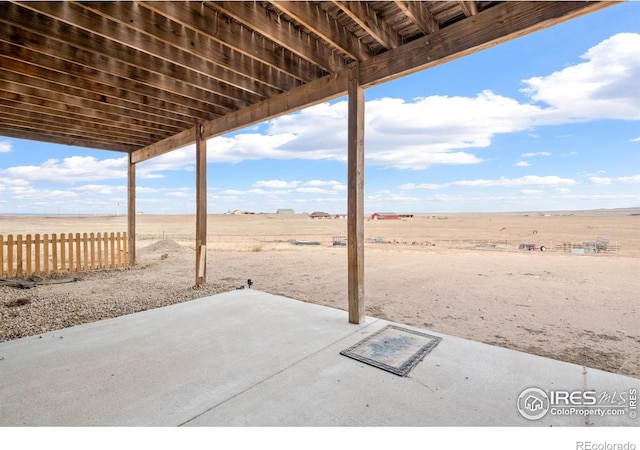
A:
<box><xmin>0</xmin><ymin>289</ymin><xmax>638</xmax><ymax>427</ymax></box>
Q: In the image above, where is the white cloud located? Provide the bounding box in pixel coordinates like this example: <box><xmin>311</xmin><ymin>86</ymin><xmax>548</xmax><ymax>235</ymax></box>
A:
<box><xmin>521</xmin><ymin>152</ymin><xmax>551</xmax><ymax>158</ymax></box>
<box><xmin>253</xmin><ymin>180</ymin><xmax>300</xmax><ymax>189</ymax></box>
<box><xmin>166</xmin><ymin>191</ymin><xmax>190</xmax><ymax>198</ymax></box>
<box><xmin>399</xmin><ymin>183</ymin><xmax>440</xmax><ymax>190</ymax></box>
<box><xmin>450</xmin><ymin>175</ymin><xmax>577</xmax><ymax>188</ymax></box>
<box><xmin>521</xmin><ymin>33</ymin><xmax>640</xmax><ymax>121</ymax></box>
<box><xmin>616</xmin><ymin>175</ymin><xmax>640</xmax><ymax>183</ymax></box>
<box><xmin>295</xmin><ymin>187</ymin><xmax>328</xmax><ymax>194</ymax></box>
<box><xmin>519</xmin><ymin>190</ymin><xmax>544</xmax><ymax>195</ymax></box>
<box><xmin>72</xmin><ymin>184</ymin><xmax>127</xmax><ymax>195</ymax></box>
<box><xmin>7</xmin><ymin>186</ymin><xmax>79</xmax><ymax>201</ymax></box>
<box><xmin>304</xmin><ymin>180</ymin><xmax>345</xmax><ymax>190</ymax></box>
<box><xmin>631</xmin><ymin>137</ymin><xmax>640</xmax><ymax>142</ymax></box>
<box><xmin>136</xmin><ymin>186</ymin><xmax>163</xmax><ymax>194</ymax></box>
<box><xmin>0</xmin><ymin>141</ymin><xmax>12</xmax><ymax>153</ymax></box>
<box><xmin>515</xmin><ymin>161</ymin><xmax>530</xmax><ymax>167</ymax></box>
<box><xmin>0</xmin><ymin>156</ymin><xmax>127</xmax><ymax>183</ymax></box>
<box><xmin>203</xmin><ymin>91</ymin><xmax>543</xmax><ymax>171</ymax></box>
<box><xmin>137</xmin><ymin>147</ymin><xmax>195</xmax><ymax>179</ymax></box>
<box><xmin>183</xmin><ymin>33</ymin><xmax>640</xmax><ymax>172</ymax></box>
<box><xmin>400</xmin><ymin>175</ymin><xmax>577</xmax><ymax>190</ymax></box>
<box><xmin>587</xmin><ymin>177</ymin><xmax>613</xmax><ymax>185</ymax></box>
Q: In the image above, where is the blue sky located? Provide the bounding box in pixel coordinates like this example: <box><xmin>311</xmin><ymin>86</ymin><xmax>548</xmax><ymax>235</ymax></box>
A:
<box><xmin>1</xmin><ymin>2</ymin><xmax>639</xmax><ymax>216</ymax></box>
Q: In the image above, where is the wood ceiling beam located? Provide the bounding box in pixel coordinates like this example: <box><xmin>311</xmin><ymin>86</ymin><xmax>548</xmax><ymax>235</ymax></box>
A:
<box><xmin>82</xmin><ymin>1</ymin><xmax>291</xmax><ymax>97</ymax></box>
<box><xmin>12</xmin><ymin>1</ymin><xmax>260</xmax><ymax>108</ymax></box>
<box><xmin>141</xmin><ymin>1</ymin><xmax>324</xmax><ymax>85</ymax></box>
<box><xmin>332</xmin><ymin>1</ymin><xmax>402</xmax><ymax>50</ymax></box>
<box><xmin>269</xmin><ymin>1</ymin><xmax>371</xmax><ymax>61</ymax></box>
<box><xmin>458</xmin><ymin>1</ymin><xmax>478</xmax><ymax>17</ymax></box>
<box><xmin>210</xmin><ymin>1</ymin><xmax>347</xmax><ymax>73</ymax></box>
<box><xmin>133</xmin><ymin>1</ymin><xmax>617</xmax><ymax>164</ymax></box>
<box><xmin>0</xmin><ymin>81</ymin><xmax>178</xmax><ymax>136</ymax></box>
<box><xmin>0</xmin><ymin>45</ymin><xmax>204</xmax><ymax>129</ymax></box>
<box><xmin>394</xmin><ymin>1</ymin><xmax>439</xmax><ymax>35</ymax></box>
<box><xmin>0</xmin><ymin>5</ymin><xmax>242</xmax><ymax>115</ymax></box>
<box><xmin>0</xmin><ymin>88</ymin><xmax>170</xmax><ymax>140</ymax></box>
<box><xmin>0</xmin><ymin>126</ymin><xmax>139</xmax><ymax>153</ymax></box>
<box><xmin>1</xmin><ymin>104</ymin><xmax>160</xmax><ymax>146</ymax></box>
<box><xmin>0</xmin><ymin>107</ymin><xmax>153</xmax><ymax>147</ymax></box>
<box><xmin>359</xmin><ymin>0</ymin><xmax>616</xmax><ymax>87</ymax></box>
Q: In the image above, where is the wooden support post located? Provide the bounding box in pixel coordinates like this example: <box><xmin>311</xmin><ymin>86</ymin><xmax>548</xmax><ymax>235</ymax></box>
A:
<box><xmin>128</xmin><ymin>153</ymin><xmax>136</xmax><ymax>268</ymax></box>
<box><xmin>195</xmin><ymin>123</ymin><xmax>207</xmax><ymax>287</ymax></box>
<box><xmin>347</xmin><ymin>64</ymin><xmax>365</xmax><ymax>324</ymax></box>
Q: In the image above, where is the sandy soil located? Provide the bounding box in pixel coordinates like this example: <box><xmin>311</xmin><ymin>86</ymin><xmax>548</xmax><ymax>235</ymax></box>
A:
<box><xmin>1</xmin><ymin>210</ymin><xmax>639</xmax><ymax>378</ymax></box>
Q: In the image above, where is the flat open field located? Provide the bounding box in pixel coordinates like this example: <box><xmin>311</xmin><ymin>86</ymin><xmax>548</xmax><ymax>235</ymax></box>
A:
<box><xmin>1</xmin><ymin>209</ymin><xmax>639</xmax><ymax>378</ymax></box>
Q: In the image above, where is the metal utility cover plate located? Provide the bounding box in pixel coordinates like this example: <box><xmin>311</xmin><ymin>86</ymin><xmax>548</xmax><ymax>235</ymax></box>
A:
<box><xmin>340</xmin><ymin>325</ymin><xmax>442</xmax><ymax>376</ymax></box>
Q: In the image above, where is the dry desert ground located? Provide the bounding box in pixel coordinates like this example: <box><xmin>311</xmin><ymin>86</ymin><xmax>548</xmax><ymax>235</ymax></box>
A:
<box><xmin>1</xmin><ymin>209</ymin><xmax>639</xmax><ymax>378</ymax></box>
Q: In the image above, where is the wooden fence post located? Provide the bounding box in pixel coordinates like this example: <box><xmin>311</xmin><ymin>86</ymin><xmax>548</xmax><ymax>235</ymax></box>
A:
<box><xmin>7</xmin><ymin>235</ymin><xmax>13</xmax><ymax>278</ymax></box>
<box><xmin>26</xmin><ymin>234</ymin><xmax>33</xmax><ymax>277</ymax></box>
<box><xmin>90</xmin><ymin>232</ymin><xmax>96</xmax><ymax>269</ymax></box>
<box><xmin>68</xmin><ymin>233</ymin><xmax>73</xmax><ymax>272</ymax></box>
<box><xmin>75</xmin><ymin>233</ymin><xmax>81</xmax><ymax>272</ymax></box>
<box><xmin>96</xmin><ymin>232</ymin><xmax>102</xmax><ymax>269</ymax></box>
<box><xmin>43</xmin><ymin>233</ymin><xmax>49</xmax><ymax>274</ymax></box>
<box><xmin>34</xmin><ymin>233</ymin><xmax>41</xmax><ymax>275</ymax></box>
<box><xmin>117</xmin><ymin>232</ymin><xmax>122</xmax><ymax>267</ymax></box>
<box><xmin>110</xmin><ymin>232</ymin><xmax>115</xmax><ymax>268</ymax></box>
<box><xmin>83</xmin><ymin>233</ymin><xmax>89</xmax><ymax>271</ymax></box>
<box><xmin>103</xmin><ymin>233</ymin><xmax>109</xmax><ymax>269</ymax></box>
<box><xmin>52</xmin><ymin>233</ymin><xmax>58</xmax><ymax>272</ymax></box>
<box><xmin>16</xmin><ymin>234</ymin><xmax>23</xmax><ymax>278</ymax></box>
<box><xmin>123</xmin><ymin>232</ymin><xmax>128</xmax><ymax>267</ymax></box>
<box><xmin>60</xmin><ymin>233</ymin><xmax>66</xmax><ymax>273</ymax></box>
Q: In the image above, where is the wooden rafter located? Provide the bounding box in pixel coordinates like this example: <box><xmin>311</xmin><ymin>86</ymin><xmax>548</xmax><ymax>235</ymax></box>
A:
<box><xmin>394</xmin><ymin>1</ymin><xmax>440</xmax><ymax>35</ymax></box>
<box><xmin>15</xmin><ymin>2</ymin><xmax>260</xmax><ymax>106</ymax></box>
<box><xmin>459</xmin><ymin>1</ymin><xmax>479</xmax><ymax>17</ymax></box>
<box><xmin>332</xmin><ymin>0</ymin><xmax>402</xmax><ymax>50</ymax></box>
<box><xmin>0</xmin><ymin>1</ymin><xmax>616</xmax><ymax>154</ymax></box>
<box><xmin>143</xmin><ymin>1</ymin><xmax>324</xmax><ymax>85</ymax></box>
<box><xmin>270</xmin><ymin>1</ymin><xmax>371</xmax><ymax>61</ymax></box>
<box><xmin>210</xmin><ymin>1</ymin><xmax>347</xmax><ymax>73</ymax></box>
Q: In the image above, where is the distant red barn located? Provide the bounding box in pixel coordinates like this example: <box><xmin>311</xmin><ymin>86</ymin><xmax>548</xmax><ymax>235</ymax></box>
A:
<box><xmin>309</xmin><ymin>211</ymin><xmax>331</xmax><ymax>219</ymax></box>
<box><xmin>371</xmin><ymin>212</ymin><xmax>399</xmax><ymax>220</ymax></box>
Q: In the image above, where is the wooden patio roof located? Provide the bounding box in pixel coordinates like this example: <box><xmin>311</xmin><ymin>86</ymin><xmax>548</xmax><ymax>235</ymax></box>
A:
<box><xmin>0</xmin><ymin>1</ymin><xmax>621</xmax><ymax>322</ymax></box>
<box><xmin>0</xmin><ymin>1</ymin><xmax>617</xmax><ymax>163</ymax></box>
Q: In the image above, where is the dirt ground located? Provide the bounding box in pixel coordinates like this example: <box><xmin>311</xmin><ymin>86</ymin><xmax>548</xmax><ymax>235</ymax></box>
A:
<box><xmin>1</xmin><ymin>210</ymin><xmax>639</xmax><ymax>378</ymax></box>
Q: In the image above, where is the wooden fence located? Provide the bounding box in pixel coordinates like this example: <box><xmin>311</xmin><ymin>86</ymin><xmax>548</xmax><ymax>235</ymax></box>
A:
<box><xmin>0</xmin><ymin>232</ymin><xmax>128</xmax><ymax>279</ymax></box>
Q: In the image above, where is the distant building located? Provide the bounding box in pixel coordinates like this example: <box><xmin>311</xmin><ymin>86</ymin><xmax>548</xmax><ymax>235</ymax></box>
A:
<box><xmin>309</xmin><ymin>211</ymin><xmax>331</xmax><ymax>219</ymax></box>
<box><xmin>371</xmin><ymin>212</ymin><xmax>399</xmax><ymax>220</ymax></box>
<box><xmin>399</xmin><ymin>214</ymin><xmax>414</xmax><ymax>218</ymax></box>
<box><xmin>276</xmin><ymin>208</ymin><xmax>295</xmax><ymax>214</ymax></box>
<box><xmin>335</xmin><ymin>214</ymin><xmax>347</xmax><ymax>219</ymax></box>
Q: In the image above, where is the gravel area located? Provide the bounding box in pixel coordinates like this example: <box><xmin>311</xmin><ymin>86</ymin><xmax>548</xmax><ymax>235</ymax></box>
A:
<box><xmin>0</xmin><ymin>240</ymin><xmax>236</xmax><ymax>342</ymax></box>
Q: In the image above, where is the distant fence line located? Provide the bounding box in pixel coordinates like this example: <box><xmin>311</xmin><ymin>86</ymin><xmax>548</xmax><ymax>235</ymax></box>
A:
<box><xmin>136</xmin><ymin>233</ymin><xmax>619</xmax><ymax>253</ymax></box>
<box><xmin>0</xmin><ymin>232</ymin><xmax>128</xmax><ymax>279</ymax></box>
